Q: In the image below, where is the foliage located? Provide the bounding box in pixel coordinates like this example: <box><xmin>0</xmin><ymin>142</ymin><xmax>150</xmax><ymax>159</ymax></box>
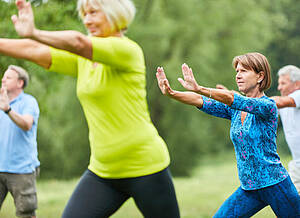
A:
<box><xmin>0</xmin><ymin>0</ymin><xmax>297</xmax><ymax>178</ymax></box>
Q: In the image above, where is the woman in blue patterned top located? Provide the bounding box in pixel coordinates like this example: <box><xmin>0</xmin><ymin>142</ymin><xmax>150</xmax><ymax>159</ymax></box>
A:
<box><xmin>156</xmin><ymin>52</ymin><xmax>300</xmax><ymax>217</ymax></box>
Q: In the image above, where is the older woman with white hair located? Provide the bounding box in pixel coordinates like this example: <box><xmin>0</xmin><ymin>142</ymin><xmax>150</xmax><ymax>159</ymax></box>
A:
<box><xmin>0</xmin><ymin>0</ymin><xmax>180</xmax><ymax>217</ymax></box>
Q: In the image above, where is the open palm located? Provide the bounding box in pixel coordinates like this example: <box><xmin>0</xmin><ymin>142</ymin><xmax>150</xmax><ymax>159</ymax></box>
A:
<box><xmin>156</xmin><ymin>67</ymin><xmax>175</xmax><ymax>96</ymax></box>
<box><xmin>0</xmin><ymin>87</ymin><xmax>10</xmax><ymax>111</ymax></box>
<box><xmin>11</xmin><ymin>0</ymin><xmax>35</xmax><ymax>38</ymax></box>
<box><xmin>178</xmin><ymin>63</ymin><xmax>200</xmax><ymax>92</ymax></box>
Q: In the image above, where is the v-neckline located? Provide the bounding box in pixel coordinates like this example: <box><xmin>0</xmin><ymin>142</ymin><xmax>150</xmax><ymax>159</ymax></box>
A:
<box><xmin>240</xmin><ymin>111</ymin><xmax>247</xmax><ymax>126</ymax></box>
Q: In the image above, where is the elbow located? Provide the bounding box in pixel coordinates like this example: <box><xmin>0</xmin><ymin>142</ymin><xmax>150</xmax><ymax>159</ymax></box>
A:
<box><xmin>22</xmin><ymin>122</ymin><xmax>33</xmax><ymax>131</ymax></box>
<box><xmin>74</xmin><ymin>33</ymin><xmax>92</xmax><ymax>59</ymax></box>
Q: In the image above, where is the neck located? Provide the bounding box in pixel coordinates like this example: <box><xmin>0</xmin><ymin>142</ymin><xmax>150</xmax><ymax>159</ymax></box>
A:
<box><xmin>245</xmin><ymin>90</ymin><xmax>264</xmax><ymax>98</ymax></box>
<box><xmin>7</xmin><ymin>89</ymin><xmax>23</xmax><ymax>102</ymax></box>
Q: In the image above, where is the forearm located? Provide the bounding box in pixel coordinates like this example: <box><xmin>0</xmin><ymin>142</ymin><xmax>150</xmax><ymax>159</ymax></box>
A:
<box><xmin>196</xmin><ymin>86</ymin><xmax>234</xmax><ymax>106</ymax></box>
<box><xmin>0</xmin><ymin>38</ymin><xmax>51</xmax><ymax>68</ymax></box>
<box><xmin>32</xmin><ymin>29</ymin><xmax>92</xmax><ymax>59</ymax></box>
<box><xmin>170</xmin><ymin>91</ymin><xmax>203</xmax><ymax>107</ymax></box>
<box><xmin>6</xmin><ymin>110</ymin><xmax>33</xmax><ymax>131</ymax></box>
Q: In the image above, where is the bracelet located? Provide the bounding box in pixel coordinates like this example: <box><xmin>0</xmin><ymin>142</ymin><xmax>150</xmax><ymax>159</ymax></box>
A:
<box><xmin>209</xmin><ymin>88</ymin><xmax>212</xmax><ymax>98</ymax></box>
<box><xmin>4</xmin><ymin>107</ymin><xmax>11</xmax><ymax>114</ymax></box>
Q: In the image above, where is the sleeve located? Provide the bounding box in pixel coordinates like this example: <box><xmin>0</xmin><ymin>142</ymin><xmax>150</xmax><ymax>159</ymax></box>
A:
<box><xmin>289</xmin><ymin>90</ymin><xmax>300</xmax><ymax>109</ymax></box>
<box><xmin>197</xmin><ymin>95</ymin><xmax>232</xmax><ymax>120</ymax></box>
<box><xmin>90</xmin><ymin>36</ymin><xmax>145</xmax><ymax>72</ymax></box>
<box><xmin>230</xmin><ymin>93</ymin><xmax>277</xmax><ymax>120</ymax></box>
<box><xmin>22</xmin><ymin>96</ymin><xmax>40</xmax><ymax>124</ymax></box>
<box><xmin>48</xmin><ymin>47</ymin><xmax>79</xmax><ymax>77</ymax></box>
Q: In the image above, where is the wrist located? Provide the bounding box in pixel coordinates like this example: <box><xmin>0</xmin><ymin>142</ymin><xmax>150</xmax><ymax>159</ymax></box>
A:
<box><xmin>32</xmin><ymin>28</ymin><xmax>39</xmax><ymax>39</ymax></box>
<box><xmin>4</xmin><ymin>107</ymin><xmax>11</xmax><ymax>114</ymax></box>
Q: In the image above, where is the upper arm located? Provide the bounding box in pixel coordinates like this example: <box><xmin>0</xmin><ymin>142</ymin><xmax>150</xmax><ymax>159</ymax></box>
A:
<box><xmin>22</xmin><ymin>97</ymin><xmax>40</xmax><ymax>130</ymax></box>
<box><xmin>273</xmin><ymin>96</ymin><xmax>296</xmax><ymax>108</ymax></box>
<box><xmin>90</xmin><ymin>37</ymin><xmax>144</xmax><ymax>71</ymax></box>
<box><xmin>48</xmin><ymin>47</ymin><xmax>79</xmax><ymax>77</ymax></box>
<box><xmin>231</xmin><ymin>94</ymin><xmax>277</xmax><ymax>120</ymax></box>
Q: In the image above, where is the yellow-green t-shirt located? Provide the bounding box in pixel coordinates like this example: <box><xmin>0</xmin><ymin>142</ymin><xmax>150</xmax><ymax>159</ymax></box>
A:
<box><xmin>48</xmin><ymin>36</ymin><xmax>170</xmax><ymax>178</ymax></box>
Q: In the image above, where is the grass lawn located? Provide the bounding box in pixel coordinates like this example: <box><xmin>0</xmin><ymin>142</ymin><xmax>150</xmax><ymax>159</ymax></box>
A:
<box><xmin>0</xmin><ymin>151</ymin><xmax>290</xmax><ymax>218</ymax></box>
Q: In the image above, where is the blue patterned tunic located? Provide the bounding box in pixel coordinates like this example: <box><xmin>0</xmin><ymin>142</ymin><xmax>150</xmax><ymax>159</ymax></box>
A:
<box><xmin>199</xmin><ymin>93</ymin><xmax>288</xmax><ymax>190</ymax></box>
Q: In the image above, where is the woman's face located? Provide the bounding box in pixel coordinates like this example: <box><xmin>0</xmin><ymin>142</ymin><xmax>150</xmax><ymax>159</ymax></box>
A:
<box><xmin>82</xmin><ymin>4</ymin><xmax>112</xmax><ymax>37</ymax></box>
<box><xmin>235</xmin><ymin>63</ymin><xmax>261</xmax><ymax>94</ymax></box>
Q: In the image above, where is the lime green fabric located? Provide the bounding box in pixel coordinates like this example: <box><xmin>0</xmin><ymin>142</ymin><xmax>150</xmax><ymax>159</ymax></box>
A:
<box><xmin>48</xmin><ymin>36</ymin><xmax>170</xmax><ymax>178</ymax></box>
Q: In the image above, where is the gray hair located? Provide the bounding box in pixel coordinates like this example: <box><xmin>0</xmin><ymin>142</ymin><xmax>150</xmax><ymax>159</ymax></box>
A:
<box><xmin>8</xmin><ymin>65</ymin><xmax>29</xmax><ymax>89</ymax></box>
<box><xmin>278</xmin><ymin>65</ymin><xmax>300</xmax><ymax>82</ymax></box>
<box><xmin>77</xmin><ymin>0</ymin><xmax>136</xmax><ymax>33</ymax></box>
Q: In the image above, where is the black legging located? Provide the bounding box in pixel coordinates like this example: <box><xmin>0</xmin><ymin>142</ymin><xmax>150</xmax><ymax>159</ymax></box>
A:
<box><xmin>62</xmin><ymin>168</ymin><xmax>180</xmax><ymax>218</ymax></box>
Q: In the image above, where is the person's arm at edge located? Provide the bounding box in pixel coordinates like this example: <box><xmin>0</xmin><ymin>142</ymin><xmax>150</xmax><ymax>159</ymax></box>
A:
<box><xmin>271</xmin><ymin>96</ymin><xmax>296</xmax><ymax>108</ymax></box>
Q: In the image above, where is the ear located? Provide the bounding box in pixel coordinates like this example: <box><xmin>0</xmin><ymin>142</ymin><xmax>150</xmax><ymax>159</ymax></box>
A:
<box><xmin>257</xmin><ymin>71</ymin><xmax>265</xmax><ymax>83</ymax></box>
<box><xmin>17</xmin><ymin>79</ymin><xmax>24</xmax><ymax>89</ymax></box>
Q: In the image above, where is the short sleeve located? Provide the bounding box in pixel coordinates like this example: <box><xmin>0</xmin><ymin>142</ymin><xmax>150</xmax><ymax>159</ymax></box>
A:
<box><xmin>21</xmin><ymin>96</ymin><xmax>40</xmax><ymax>124</ymax></box>
<box><xmin>48</xmin><ymin>47</ymin><xmax>79</xmax><ymax>77</ymax></box>
<box><xmin>289</xmin><ymin>90</ymin><xmax>300</xmax><ymax>108</ymax></box>
<box><xmin>90</xmin><ymin>36</ymin><xmax>145</xmax><ymax>72</ymax></box>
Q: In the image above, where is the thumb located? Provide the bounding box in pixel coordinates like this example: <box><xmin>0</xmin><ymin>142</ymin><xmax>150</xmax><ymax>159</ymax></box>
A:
<box><xmin>178</xmin><ymin>78</ymin><xmax>185</xmax><ymax>87</ymax></box>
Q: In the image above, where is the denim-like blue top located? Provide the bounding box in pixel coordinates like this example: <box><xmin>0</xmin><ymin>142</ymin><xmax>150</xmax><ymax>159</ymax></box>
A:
<box><xmin>0</xmin><ymin>92</ymin><xmax>40</xmax><ymax>174</ymax></box>
<box><xmin>199</xmin><ymin>93</ymin><xmax>288</xmax><ymax>190</ymax></box>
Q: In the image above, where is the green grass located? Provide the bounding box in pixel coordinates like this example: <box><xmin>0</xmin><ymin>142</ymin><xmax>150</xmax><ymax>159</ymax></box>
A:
<box><xmin>0</xmin><ymin>151</ymin><xmax>290</xmax><ymax>218</ymax></box>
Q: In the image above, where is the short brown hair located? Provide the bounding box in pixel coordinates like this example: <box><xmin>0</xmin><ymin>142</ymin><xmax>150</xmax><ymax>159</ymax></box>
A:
<box><xmin>232</xmin><ymin>52</ymin><xmax>271</xmax><ymax>92</ymax></box>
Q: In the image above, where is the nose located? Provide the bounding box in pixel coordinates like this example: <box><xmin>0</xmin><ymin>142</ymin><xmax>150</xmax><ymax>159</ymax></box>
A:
<box><xmin>277</xmin><ymin>84</ymin><xmax>281</xmax><ymax>91</ymax></box>
<box><xmin>83</xmin><ymin>14</ymin><xmax>92</xmax><ymax>26</ymax></box>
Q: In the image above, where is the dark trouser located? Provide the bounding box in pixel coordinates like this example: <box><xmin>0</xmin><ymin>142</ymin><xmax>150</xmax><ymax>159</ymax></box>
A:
<box><xmin>0</xmin><ymin>169</ymin><xmax>38</xmax><ymax>218</ymax></box>
<box><xmin>62</xmin><ymin>168</ymin><xmax>180</xmax><ymax>218</ymax></box>
<box><xmin>214</xmin><ymin>176</ymin><xmax>300</xmax><ymax>217</ymax></box>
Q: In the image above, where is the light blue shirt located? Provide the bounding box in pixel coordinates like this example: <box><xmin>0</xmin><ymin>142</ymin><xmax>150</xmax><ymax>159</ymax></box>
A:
<box><xmin>199</xmin><ymin>93</ymin><xmax>288</xmax><ymax>190</ymax></box>
<box><xmin>0</xmin><ymin>92</ymin><xmax>40</xmax><ymax>174</ymax></box>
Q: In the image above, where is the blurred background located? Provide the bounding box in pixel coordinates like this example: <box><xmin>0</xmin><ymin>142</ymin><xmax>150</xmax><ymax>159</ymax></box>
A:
<box><xmin>0</xmin><ymin>0</ymin><xmax>299</xmax><ymax>180</ymax></box>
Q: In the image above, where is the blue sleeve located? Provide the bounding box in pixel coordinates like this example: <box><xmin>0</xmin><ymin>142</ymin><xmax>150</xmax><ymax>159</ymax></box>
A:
<box><xmin>231</xmin><ymin>93</ymin><xmax>277</xmax><ymax>120</ymax></box>
<box><xmin>21</xmin><ymin>96</ymin><xmax>40</xmax><ymax>124</ymax></box>
<box><xmin>198</xmin><ymin>96</ymin><xmax>232</xmax><ymax>120</ymax></box>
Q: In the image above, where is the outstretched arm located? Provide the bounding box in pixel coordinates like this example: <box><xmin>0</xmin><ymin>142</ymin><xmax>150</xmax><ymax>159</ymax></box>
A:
<box><xmin>12</xmin><ymin>0</ymin><xmax>92</xmax><ymax>59</ymax></box>
<box><xmin>156</xmin><ymin>67</ymin><xmax>203</xmax><ymax>107</ymax></box>
<box><xmin>178</xmin><ymin>63</ymin><xmax>234</xmax><ymax>106</ymax></box>
<box><xmin>0</xmin><ymin>38</ymin><xmax>51</xmax><ymax>68</ymax></box>
<box><xmin>271</xmin><ymin>96</ymin><xmax>296</xmax><ymax>108</ymax></box>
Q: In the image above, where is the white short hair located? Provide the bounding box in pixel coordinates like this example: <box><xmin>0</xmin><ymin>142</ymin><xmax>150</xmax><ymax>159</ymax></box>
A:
<box><xmin>278</xmin><ymin>65</ymin><xmax>300</xmax><ymax>82</ymax></box>
<box><xmin>8</xmin><ymin>65</ymin><xmax>29</xmax><ymax>89</ymax></box>
<box><xmin>77</xmin><ymin>0</ymin><xmax>136</xmax><ymax>32</ymax></box>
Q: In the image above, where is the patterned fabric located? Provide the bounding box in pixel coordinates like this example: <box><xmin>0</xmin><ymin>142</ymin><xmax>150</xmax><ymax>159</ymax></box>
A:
<box><xmin>199</xmin><ymin>93</ymin><xmax>288</xmax><ymax>190</ymax></box>
<box><xmin>213</xmin><ymin>176</ymin><xmax>300</xmax><ymax>217</ymax></box>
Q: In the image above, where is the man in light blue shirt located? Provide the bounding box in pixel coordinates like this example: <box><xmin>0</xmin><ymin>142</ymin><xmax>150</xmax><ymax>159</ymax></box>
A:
<box><xmin>0</xmin><ymin>65</ymin><xmax>40</xmax><ymax>218</ymax></box>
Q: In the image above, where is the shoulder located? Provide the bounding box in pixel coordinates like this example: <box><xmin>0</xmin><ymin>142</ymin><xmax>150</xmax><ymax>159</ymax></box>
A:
<box><xmin>22</xmin><ymin>93</ymin><xmax>39</xmax><ymax>107</ymax></box>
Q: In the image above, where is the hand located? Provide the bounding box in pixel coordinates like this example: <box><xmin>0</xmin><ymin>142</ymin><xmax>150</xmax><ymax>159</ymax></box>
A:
<box><xmin>178</xmin><ymin>63</ymin><xmax>200</xmax><ymax>92</ymax></box>
<box><xmin>156</xmin><ymin>67</ymin><xmax>176</xmax><ymax>97</ymax></box>
<box><xmin>0</xmin><ymin>87</ymin><xmax>10</xmax><ymax>112</ymax></box>
<box><xmin>216</xmin><ymin>84</ymin><xmax>229</xmax><ymax>90</ymax></box>
<box><xmin>11</xmin><ymin>0</ymin><xmax>36</xmax><ymax>38</ymax></box>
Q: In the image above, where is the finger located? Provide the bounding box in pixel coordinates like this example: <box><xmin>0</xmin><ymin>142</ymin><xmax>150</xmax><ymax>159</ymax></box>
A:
<box><xmin>157</xmin><ymin>67</ymin><xmax>166</xmax><ymax>80</ymax></box>
<box><xmin>163</xmin><ymin>80</ymin><xmax>173</xmax><ymax>95</ymax></box>
<box><xmin>181</xmin><ymin>63</ymin><xmax>190</xmax><ymax>78</ymax></box>
<box><xmin>177</xmin><ymin>78</ymin><xmax>187</xmax><ymax>88</ymax></box>
<box><xmin>189</xmin><ymin>67</ymin><xmax>195</xmax><ymax>79</ymax></box>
